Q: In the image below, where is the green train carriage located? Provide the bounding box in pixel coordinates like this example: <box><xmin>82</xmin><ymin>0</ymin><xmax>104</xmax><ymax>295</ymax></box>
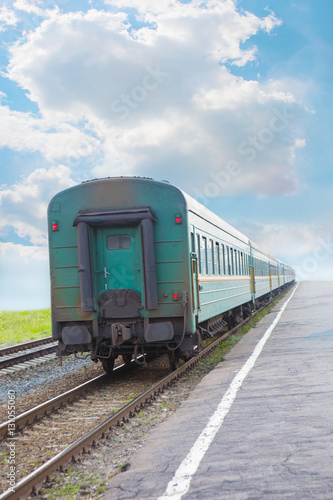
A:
<box><xmin>48</xmin><ymin>177</ymin><xmax>295</xmax><ymax>372</ymax></box>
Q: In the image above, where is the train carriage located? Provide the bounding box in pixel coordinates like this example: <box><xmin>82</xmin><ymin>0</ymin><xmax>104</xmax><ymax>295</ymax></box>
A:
<box><xmin>48</xmin><ymin>177</ymin><xmax>295</xmax><ymax>372</ymax></box>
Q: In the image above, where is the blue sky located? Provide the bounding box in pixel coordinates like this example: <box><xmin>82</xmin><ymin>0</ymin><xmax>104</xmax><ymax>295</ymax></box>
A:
<box><xmin>0</xmin><ymin>0</ymin><xmax>332</xmax><ymax>310</ymax></box>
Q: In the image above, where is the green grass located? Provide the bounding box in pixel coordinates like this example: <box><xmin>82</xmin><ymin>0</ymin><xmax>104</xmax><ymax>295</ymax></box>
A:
<box><xmin>41</xmin><ymin>470</ymin><xmax>106</xmax><ymax>499</ymax></box>
<box><xmin>0</xmin><ymin>309</ymin><xmax>51</xmax><ymax>346</ymax></box>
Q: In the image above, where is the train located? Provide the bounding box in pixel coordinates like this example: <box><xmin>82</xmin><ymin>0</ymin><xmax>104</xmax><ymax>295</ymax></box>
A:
<box><xmin>47</xmin><ymin>177</ymin><xmax>295</xmax><ymax>372</ymax></box>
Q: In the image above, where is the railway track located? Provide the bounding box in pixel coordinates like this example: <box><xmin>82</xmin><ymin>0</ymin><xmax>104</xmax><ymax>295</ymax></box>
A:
<box><xmin>0</xmin><ymin>355</ymin><xmax>148</xmax><ymax>440</ymax></box>
<box><xmin>0</xmin><ymin>286</ymin><xmax>293</xmax><ymax>499</ymax></box>
<box><xmin>0</xmin><ymin>337</ymin><xmax>57</xmax><ymax>372</ymax></box>
<box><xmin>0</xmin><ymin>337</ymin><xmax>52</xmax><ymax>356</ymax></box>
<box><xmin>0</xmin><ymin>356</ymin><xmax>170</xmax><ymax>499</ymax></box>
<box><xmin>0</xmin><ymin>373</ymin><xmax>108</xmax><ymax>439</ymax></box>
<box><xmin>0</xmin><ymin>323</ymin><xmax>255</xmax><ymax>499</ymax></box>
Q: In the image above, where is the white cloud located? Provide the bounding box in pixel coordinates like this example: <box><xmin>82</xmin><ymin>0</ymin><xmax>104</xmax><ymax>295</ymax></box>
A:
<box><xmin>0</xmin><ymin>165</ymin><xmax>76</xmax><ymax>245</ymax></box>
<box><xmin>13</xmin><ymin>0</ymin><xmax>46</xmax><ymax>16</ymax></box>
<box><xmin>0</xmin><ymin>242</ymin><xmax>50</xmax><ymax>310</ymax></box>
<box><xmin>7</xmin><ymin>4</ymin><xmax>280</xmax><ymax>116</ymax></box>
<box><xmin>237</xmin><ymin>220</ymin><xmax>324</xmax><ymax>257</ymax></box>
<box><xmin>0</xmin><ymin>242</ymin><xmax>47</xmax><ymax>262</ymax></box>
<box><xmin>231</xmin><ymin>219</ymin><xmax>333</xmax><ymax>281</ymax></box>
<box><xmin>290</xmin><ymin>137</ymin><xmax>306</xmax><ymax>164</ymax></box>
<box><xmin>0</xmin><ymin>104</ymin><xmax>99</xmax><ymax>161</ymax></box>
<box><xmin>0</xmin><ymin>165</ymin><xmax>76</xmax><ymax>310</ymax></box>
<box><xmin>0</xmin><ymin>7</ymin><xmax>18</xmax><ymax>30</ymax></box>
<box><xmin>3</xmin><ymin>3</ymin><xmax>308</xmax><ymax>197</ymax></box>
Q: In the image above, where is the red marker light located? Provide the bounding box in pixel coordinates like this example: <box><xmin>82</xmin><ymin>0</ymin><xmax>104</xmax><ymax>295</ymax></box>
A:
<box><xmin>175</xmin><ymin>216</ymin><xmax>182</xmax><ymax>224</ymax></box>
<box><xmin>173</xmin><ymin>293</ymin><xmax>179</xmax><ymax>300</ymax></box>
<box><xmin>52</xmin><ymin>223</ymin><xmax>58</xmax><ymax>231</ymax></box>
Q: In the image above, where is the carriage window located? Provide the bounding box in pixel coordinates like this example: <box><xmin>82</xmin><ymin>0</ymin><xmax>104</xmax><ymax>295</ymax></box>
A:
<box><xmin>209</xmin><ymin>239</ymin><xmax>214</xmax><ymax>275</ymax></box>
<box><xmin>226</xmin><ymin>246</ymin><xmax>230</xmax><ymax>275</ymax></box>
<box><xmin>202</xmin><ymin>237</ymin><xmax>208</xmax><ymax>274</ymax></box>
<box><xmin>221</xmin><ymin>244</ymin><xmax>225</xmax><ymax>275</ymax></box>
<box><xmin>215</xmin><ymin>242</ymin><xmax>220</xmax><ymax>275</ymax></box>
<box><xmin>107</xmin><ymin>235</ymin><xmax>130</xmax><ymax>250</ymax></box>
<box><xmin>230</xmin><ymin>247</ymin><xmax>234</xmax><ymax>275</ymax></box>
<box><xmin>197</xmin><ymin>234</ymin><xmax>202</xmax><ymax>274</ymax></box>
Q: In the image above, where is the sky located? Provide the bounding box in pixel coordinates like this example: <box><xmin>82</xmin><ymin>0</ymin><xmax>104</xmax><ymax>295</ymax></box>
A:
<box><xmin>0</xmin><ymin>0</ymin><xmax>332</xmax><ymax>311</ymax></box>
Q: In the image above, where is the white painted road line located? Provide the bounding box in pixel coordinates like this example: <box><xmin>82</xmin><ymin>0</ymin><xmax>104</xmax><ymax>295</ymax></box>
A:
<box><xmin>158</xmin><ymin>283</ymin><xmax>299</xmax><ymax>500</ymax></box>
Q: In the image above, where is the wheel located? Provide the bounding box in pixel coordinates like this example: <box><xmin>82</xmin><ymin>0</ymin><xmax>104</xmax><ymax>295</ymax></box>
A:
<box><xmin>168</xmin><ymin>350</ymin><xmax>180</xmax><ymax>371</ymax></box>
<box><xmin>101</xmin><ymin>357</ymin><xmax>115</xmax><ymax>374</ymax></box>
<box><xmin>122</xmin><ymin>353</ymin><xmax>132</xmax><ymax>365</ymax></box>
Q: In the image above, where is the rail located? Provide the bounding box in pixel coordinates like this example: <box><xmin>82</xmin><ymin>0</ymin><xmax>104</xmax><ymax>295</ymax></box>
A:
<box><xmin>0</xmin><ymin>343</ymin><xmax>57</xmax><ymax>371</ymax></box>
<box><xmin>0</xmin><ymin>336</ymin><xmax>52</xmax><ymax>357</ymax></box>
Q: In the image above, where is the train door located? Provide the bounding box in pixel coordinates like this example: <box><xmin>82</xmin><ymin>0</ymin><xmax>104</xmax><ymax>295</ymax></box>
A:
<box><xmin>94</xmin><ymin>226</ymin><xmax>143</xmax><ymax>314</ymax></box>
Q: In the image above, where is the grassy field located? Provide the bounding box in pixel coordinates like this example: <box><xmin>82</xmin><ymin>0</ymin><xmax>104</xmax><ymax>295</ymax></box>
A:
<box><xmin>0</xmin><ymin>309</ymin><xmax>51</xmax><ymax>346</ymax></box>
